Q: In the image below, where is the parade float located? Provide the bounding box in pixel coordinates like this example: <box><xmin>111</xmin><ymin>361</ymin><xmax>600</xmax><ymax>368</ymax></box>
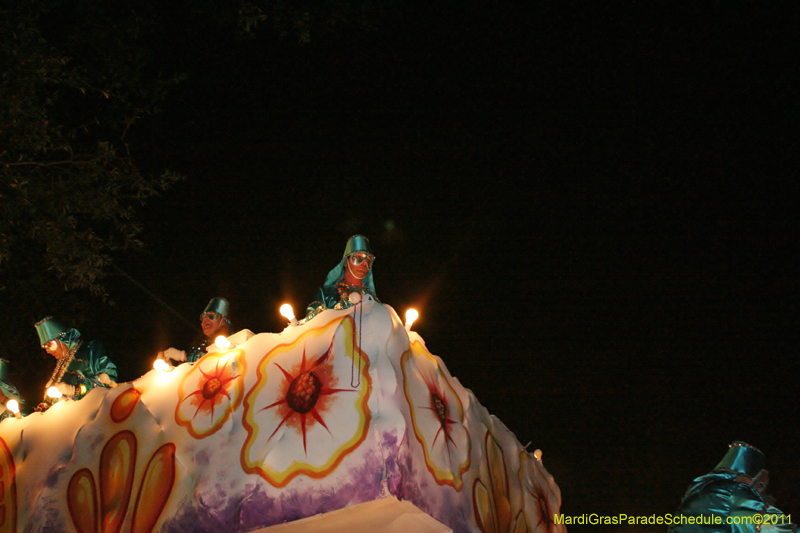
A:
<box><xmin>0</xmin><ymin>298</ymin><xmax>565</xmax><ymax>533</ymax></box>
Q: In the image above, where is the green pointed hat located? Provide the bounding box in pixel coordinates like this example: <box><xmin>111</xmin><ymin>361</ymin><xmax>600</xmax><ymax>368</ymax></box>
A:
<box><xmin>715</xmin><ymin>441</ymin><xmax>765</xmax><ymax>477</ymax></box>
<box><xmin>203</xmin><ymin>297</ymin><xmax>230</xmax><ymax>317</ymax></box>
<box><xmin>34</xmin><ymin>316</ymin><xmax>69</xmax><ymax>346</ymax></box>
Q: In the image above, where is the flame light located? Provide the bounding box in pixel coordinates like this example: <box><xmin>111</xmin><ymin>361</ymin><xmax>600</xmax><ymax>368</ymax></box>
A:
<box><xmin>46</xmin><ymin>386</ymin><xmax>63</xmax><ymax>399</ymax></box>
<box><xmin>215</xmin><ymin>335</ymin><xmax>231</xmax><ymax>349</ymax></box>
<box><xmin>153</xmin><ymin>359</ymin><xmax>172</xmax><ymax>372</ymax></box>
<box><xmin>280</xmin><ymin>304</ymin><xmax>299</xmax><ymax>326</ymax></box>
<box><xmin>405</xmin><ymin>308</ymin><xmax>419</xmax><ymax>331</ymax></box>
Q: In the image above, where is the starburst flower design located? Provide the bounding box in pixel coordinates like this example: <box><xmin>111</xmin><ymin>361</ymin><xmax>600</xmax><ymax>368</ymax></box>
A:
<box><xmin>473</xmin><ymin>431</ymin><xmax>529</xmax><ymax>533</ymax></box>
<box><xmin>401</xmin><ymin>339</ymin><xmax>470</xmax><ymax>490</ymax></box>
<box><xmin>260</xmin><ymin>339</ymin><xmax>356</xmax><ymax>455</ymax></box>
<box><xmin>241</xmin><ymin>315</ymin><xmax>371</xmax><ymax>487</ymax></box>
<box><xmin>175</xmin><ymin>349</ymin><xmax>246</xmax><ymax>439</ymax></box>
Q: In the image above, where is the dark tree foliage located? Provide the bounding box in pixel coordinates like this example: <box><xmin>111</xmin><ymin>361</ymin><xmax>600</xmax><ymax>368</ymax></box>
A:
<box><xmin>0</xmin><ymin>0</ymin><xmax>185</xmax><ymax>399</ymax></box>
<box><xmin>1</xmin><ymin>0</ymin><xmax>183</xmax><ymax>294</ymax></box>
<box><xmin>1</xmin><ymin>0</ymin><xmax>395</xmax><ymax>403</ymax></box>
<box><xmin>1</xmin><ymin>0</ymin><xmax>395</xmax><ymax>297</ymax></box>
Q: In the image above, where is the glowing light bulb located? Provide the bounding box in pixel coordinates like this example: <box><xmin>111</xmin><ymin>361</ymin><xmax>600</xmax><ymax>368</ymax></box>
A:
<box><xmin>153</xmin><ymin>358</ymin><xmax>171</xmax><ymax>372</ymax></box>
<box><xmin>533</xmin><ymin>449</ymin><xmax>543</xmax><ymax>461</ymax></box>
<box><xmin>46</xmin><ymin>386</ymin><xmax>63</xmax><ymax>399</ymax></box>
<box><xmin>6</xmin><ymin>399</ymin><xmax>21</xmax><ymax>419</ymax></box>
<box><xmin>405</xmin><ymin>308</ymin><xmax>419</xmax><ymax>331</ymax></box>
<box><xmin>215</xmin><ymin>335</ymin><xmax>231</xmax><ymax>349</ymax></box>
<box><xmin>280</xmin><ymin>303</ymin><xmax>299</xmax><ymax>326</ymax></box>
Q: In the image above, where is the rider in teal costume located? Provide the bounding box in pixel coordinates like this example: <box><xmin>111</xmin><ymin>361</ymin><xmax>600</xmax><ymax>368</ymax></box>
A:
<box><xmin>305</xmin><ymin>235</ymin><xmax>379</xmax><ymax>320</ymax></box>
<box><xmin>187</xmin><ymin>297</ymin><xmax>232</xmax><ymax>363</ymax></box>
<box><xmin>668</xmin><ymin>442</ymin><xmax>796</xmax><ymax>533</ymax></box>
<box><xmin>35</xmin><ymin>316</ymin><xmax>118</xmax><ymax>401</ymax></box>
<box><xmin>160</xmin><ymin>297</ymin><xmax>232</xmax><ymax>364</ymax></box>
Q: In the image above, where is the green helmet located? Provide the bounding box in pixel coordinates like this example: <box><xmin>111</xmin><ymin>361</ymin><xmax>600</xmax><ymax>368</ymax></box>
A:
<box><xmin>715</xmin><ymin>441</ymin><xmax>765</xmax><ymax>477</ymax></box>
<box><xmin>342</xmin><ymin>234</ymin><xmax>373</xmax><ymax>259</ymax></box>
<box><xmin>34</xmin><ymin>316</ymin><xmax>69</xmax><ymax>346</ymax></box>
<box><xmin>203</xmin><ymin>297</ymin><xmax>230</xmax><ymax>317</ymax></box>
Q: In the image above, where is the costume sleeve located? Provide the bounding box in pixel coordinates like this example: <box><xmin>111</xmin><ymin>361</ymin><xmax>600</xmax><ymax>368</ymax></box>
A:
<box><xmin>83</xmin><ymin>341</ymin><xmax>118</xmax><ymax>388</ymax></box>
<box><xmin>305</xmin><ymin>287</ymin><xmax>328</xmax><ymax>319</ymax></box>
<box><xmin>669</xmin><ymin>476</ymin><xmax>735</xmax><ymax>533</ymax></box>
<box><xmin>671</xmin><ymin>475</ymin><xmax>796</xmax><ymax>533</ymax></box>
<box><xmin>727</xmin><ymin>484</ymin><xmax>796</xmax><ymax>533</ymax></box>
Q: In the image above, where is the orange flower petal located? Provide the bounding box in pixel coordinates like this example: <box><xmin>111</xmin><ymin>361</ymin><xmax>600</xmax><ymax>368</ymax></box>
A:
<box><xmin>67</xmin><ymin>468</ymin><xmax>97</xmax><ymax>533</ymax></box>
<box><xmin>487</xmin><ymin>433</ymin><xmax>511</xmax><ymax>532</ymax></box>
<box><xmin>473</xmin><ymin>479</ymin><xmax>495</xmax><ymax>533</ymax></box>
<box><xmin>131</xmin><ymin>443</ymin><xmax>176</xmax><ymax>533</ymax></box>
<box><xmin>513</xmin><ymin>511</ymin><xmax>530</xmax><ymax>533</ymax></box>
<box><xmin>99</xmin><ymin>431</ymin><xmax>137</xmax><ymax>533</ymax></box>
<box><xmin>110</xmin><ymin>387</ymin><xmax>141</xmax><ymax>423</ymax></box>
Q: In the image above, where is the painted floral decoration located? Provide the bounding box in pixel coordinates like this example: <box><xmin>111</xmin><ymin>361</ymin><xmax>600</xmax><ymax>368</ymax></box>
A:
<box><xmin>401</xmin><ymin>339</ymin><xmax>470</xmax><ymax>490</ymax></box>
<box><xmin>66</xmin><ymin>391</ymin><xmax>176</xmax><ymax>533</ymax></box>
<box><xmin>473</xmin><ymin>431</ymin><xmax>529</xmax><ymax>533</ymax></box>
<box><xmin>518</xmin><ymin>450</ymin><xmax>565</xmax><ymax>533</ymax></box>
<box><xmin>175</xmin><ymin>349</ymin><xmax>246</xmax><ymax>439</ymax></box>
<box><xmin>111</xmin><ymin>387</ymin><xmax>141</xmax><ymax>423</ymax></box>
<box><xmin>0</xmin><ymin>437</ymin><xmax>17</xmax><ymax>533</ymax></box>
<box><xmin>241</xmin><ymin>315</ymin><xmax>371</xmax><ymax>487</ymax></box>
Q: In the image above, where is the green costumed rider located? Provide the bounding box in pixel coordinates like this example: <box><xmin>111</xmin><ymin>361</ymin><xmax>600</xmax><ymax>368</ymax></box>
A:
<box><xmin>668</xmin><ymin>441</ymin><xmax>796</xmax><ymax>533</ymax></box>
<box><xmin>0</xmin><ymin>359</ymin><xmax>26</xmax><ymax>421</ymax></box>
<box><xmin>34</xmin><ymin>317</ymin><xmax>118</xmax><ymax>406</ymax></box>
<box><xmin>305</xmin><ymin>234</ymin><xmax>379</xmax><ymax>321</ymax></box>
<box><xmin>160</xmin><ymin>297</ymin><xmax>232</xmax><ymax>364</ymax></box>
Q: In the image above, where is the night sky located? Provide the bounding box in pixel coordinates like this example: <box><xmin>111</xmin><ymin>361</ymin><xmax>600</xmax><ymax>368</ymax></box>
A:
<box><xmin>15</xmin><ymin>2</ymin><xmax>800</xmax><ymax>528</ymax></box>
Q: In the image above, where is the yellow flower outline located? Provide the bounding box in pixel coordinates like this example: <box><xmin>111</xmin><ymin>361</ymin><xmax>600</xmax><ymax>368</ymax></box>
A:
<box><xmin>401</xmin><ymin>339</ymin><xmax>471</xmax><ymax>491</ymax></box>
<box><xmin>240</xmin><ymin>314</ymin><xmax>372</xmax><ymax>487</ymax></box>
<box><xmin>175</xmin><ymin>349</ymin><xmax>246</xmax><ymax>439</ymax></box>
